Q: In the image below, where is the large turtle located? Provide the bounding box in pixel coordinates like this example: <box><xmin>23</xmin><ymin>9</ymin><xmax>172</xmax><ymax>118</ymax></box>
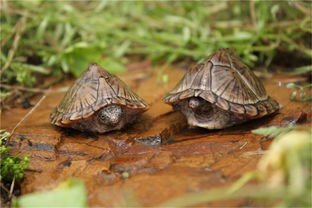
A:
<box><xmin>50</xmin><ymin>63</ymin><xmax>149</xmax><ymax>133</ymax></box>
<box><xmin>164</xmin><ymin>48</ymin><xmax>279</xmax><ymax>129</ymax></box>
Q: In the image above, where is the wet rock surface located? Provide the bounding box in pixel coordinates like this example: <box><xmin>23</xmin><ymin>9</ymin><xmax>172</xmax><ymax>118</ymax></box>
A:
<box><xmin>1</xmin><ymin>67</ymin><xmax>310</xmax><ymax>207</ymax></box>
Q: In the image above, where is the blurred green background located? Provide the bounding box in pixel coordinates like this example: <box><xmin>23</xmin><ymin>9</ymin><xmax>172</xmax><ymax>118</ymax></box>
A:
<box><xmin>0</xmin><ymin>1</ymin><xmax>311</xmax><ymax>98</ymax></box>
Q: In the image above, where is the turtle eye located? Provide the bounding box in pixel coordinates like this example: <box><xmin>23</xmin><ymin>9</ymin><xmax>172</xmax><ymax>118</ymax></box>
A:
<box><xmin>98</xmin><ymin>110</ymin><xmax>110</xmax><ymax>125</ymax></box>
<box><xmin>100</xmin><ymin>114</ymin><xmax>106</xmax><ymax>120</ymax></box>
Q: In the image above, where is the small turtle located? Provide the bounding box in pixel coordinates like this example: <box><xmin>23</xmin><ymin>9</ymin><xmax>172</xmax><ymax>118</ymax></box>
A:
<box><xmin>164</xmin><ymin>48</ymin><xmax>279</xmax><ymax>129</ymax></box>
<box><xmin>50</xmin><ymin>63</ymin><xmax>149</xmax><ymax>133</ymax></box>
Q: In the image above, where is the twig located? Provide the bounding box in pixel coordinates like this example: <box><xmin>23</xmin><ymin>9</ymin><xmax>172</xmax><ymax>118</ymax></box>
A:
<box><xmin>208</xmin><ymin>2</ymin><xmax>228</xmax><ymax>15</ymax></box>
<box><xmin>0</xmin><ymin>1</ymin><xmax>27</xmax><ymax>16</ymax></box>
<box><xmin>10</xmin><ymin>95</ymin><xmax>46</xmax><ymax>135</ymax></box>
<box><xmin>0</xmin><ymin>84</ymin><xmax>68</xmax><ymax>93</ymax></box>
<box><xmin>239</xmin><ymin>142</ymin><xmax>248</xmax><ymax>150</ymax></box>
<box><xmin>249</xmin><ymin>0</ymin><xmax>257</xmax><ymax>27</ymax></box>
<box><xmin>8</xmin><ymin>176</ymin><xmax>15</xmax><ymax>199</ymax></box>
<box><xmin>0</xmin><ymin>21</ymin><xmax>19</xmax><ymax>48</ymax></box>
<box><xmin>25</xmin><ymin>168</ymin><xmax>43</xmax><ymax>173</ymax></box>
<box><xmin>0</xmin><ymin>182</ymin><xmax>10</xmax><ymax>194</ymax></box>
<box><xmin>1</xmin><ymin>76</ymin><xmax>65</xmax><ymax>109</ymax></box>
<box><xmin>291</xmin><ymin>2</ymin><xmax>311</xmax><ymax>16</ymax></box>
<box><xmin>0</xmin><ymin>1</ymin><xmax>28</xmax><ymax>48</ymax></box>
<box><xmin>267</xmin><ymin>19</ymin><xmax>303</xmax><ymax>29</ymax></box>
<box><xmin>0</xmin><ymin>15</ymin><xmax>27</xmax><ymax>76</ymax></box>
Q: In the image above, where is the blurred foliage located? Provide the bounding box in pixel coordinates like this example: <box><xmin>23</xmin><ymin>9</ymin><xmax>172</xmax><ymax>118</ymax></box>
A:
<box><xmin>252</xmin><ymin>125</ymin><xmax>311</xmax><ymax>138</ymax></box>
<box><xmin>287</xmin><ymin>82</ymin><xmax>312</xmax><ymax>101</ymax></box>
<box><xmin>258</xmin><ymin>130</ymin><xmax>311</xmax><ymax>206</ymax></box>
<box><xmin>13</xmin><ymin>178</ymin><xmax>87</xmax><ymax>208</ymax></box>
<box><xmin>0</xmin><ymin>1</ymin><xmax>310</xmax><ymax>90</ymax></box>
<box><xmin>286</xmin><ymin>65</ymin><xmax>312</xmax><ymax>75</ymax></box>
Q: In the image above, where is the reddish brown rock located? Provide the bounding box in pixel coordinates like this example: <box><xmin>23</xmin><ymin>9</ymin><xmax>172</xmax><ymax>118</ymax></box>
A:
<box><xmin>1</xmin><ymin>66</ymin><xmax>310</xmax><ymax>207</ymax></box>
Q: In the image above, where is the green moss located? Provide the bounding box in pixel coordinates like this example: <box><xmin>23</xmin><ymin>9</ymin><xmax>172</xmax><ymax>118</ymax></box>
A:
<box><xmin>0</xmin><ymin>130</ymin><xmax>29</xmax><ymax>181</ymax></box>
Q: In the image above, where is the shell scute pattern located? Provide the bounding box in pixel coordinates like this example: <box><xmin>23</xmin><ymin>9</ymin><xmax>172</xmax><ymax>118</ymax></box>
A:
<box><xmin>164</xmin><ymin>48</ymin><xmax>279</xmax><ymax>129</ymax></box>
<box><xmin>164</xmin><ymin>48</ymin><xmax>279</xmax><ymax>117</ymax></box>
<box><xmin>50</xmin><ymin>63</ymin><xmax>148</xmax><ymax>128</ymax></box>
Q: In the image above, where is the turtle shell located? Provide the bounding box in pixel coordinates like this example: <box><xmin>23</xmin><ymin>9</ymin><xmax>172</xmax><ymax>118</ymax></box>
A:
<box><xmin>164</xmin><ymin>48</ymin><xmax>279</xmax><ymax>118</ymax></box>
<box><xmin>50</xmin><ymin>63</ymin><xmax>149</xmax><ymax>127</ymax></box>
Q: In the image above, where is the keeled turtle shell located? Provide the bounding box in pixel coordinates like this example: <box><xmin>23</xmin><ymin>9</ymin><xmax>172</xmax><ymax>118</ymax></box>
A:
<box><xmin>50</xmin><ymin>63</ymin><xmax>149</xmax><ymax>127</ymax></box>
<box><xmin>164</xmin><ymin>48</ymin><xmax>279</xmax><ymax>117</ymax></box>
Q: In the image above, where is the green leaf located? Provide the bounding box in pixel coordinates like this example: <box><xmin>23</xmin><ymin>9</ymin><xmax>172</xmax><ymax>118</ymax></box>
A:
<box><xmin>252</xmin><ymin>125</ymin><xmax>311</xmax><ymax>138</ymax></box>
<box><xmin>113</xmin><ymin>40</ymin><xmax>131</xmax><ymax>58</ymax></box>
<box><xmin>286</xmin><ymin>83</ymin><xmax>298</xmax><ymax>89</ymax></box>
<box><xmin>100</xmin><ymin>57</ymin><xmax>126</xmax><ymax>73</ymax></box>
<box><xmin>13</xmin><ymin>178</ymin><xmax>87</xmax><ymax>208</ymax></box>
<box><xmin>286</xmin><ymin>83</ymin><xmax>312</xmax><ymax>101</ymax></box>
<box><xmin>270</xmin><ymin>4</ymin><xmax>280</xmax><ymax>21</ymax></box>
<box><xmin>62</xmin><ymin>43</ymin><xmax>105</xmax><ymax>77</ymax></box>
<box><xmin>61</xmin><ymin>42</ymin><xmax>125</xmax><ymax>77</ymax></box>
<box><xmin>252</xmin><ymin>126</ymin><xmax>296</xmax><ymax>138</ymax></box>
<box><xmin>36</xmin><ymin>15</ymin><xmax>51</xmax><ymax>40</ymax></box>
<box><xmin>285</xmin><ymin>65</ymin><xmax>312</xmax><ymax>75</ymax></box>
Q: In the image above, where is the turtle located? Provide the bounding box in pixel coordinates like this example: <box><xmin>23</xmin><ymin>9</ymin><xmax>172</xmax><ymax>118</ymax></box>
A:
<box><xmin>50</xmin><ymin>63</ymin><xmax>149</xmax><ymax>133</ymax></box>
<box><xmin>164</xmin><ymin>48</ymin><xmax>280</xmax><ymax>129</ymax></box>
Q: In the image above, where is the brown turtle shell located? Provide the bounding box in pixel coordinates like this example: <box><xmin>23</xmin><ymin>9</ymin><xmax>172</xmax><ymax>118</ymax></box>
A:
<box><xmin>50</xmin><ymin>63</ymin><xmax>149</xmax><ymax>127</ymax></box>
<box><xmin>164</xmin><ymin>48</ymin><xmax>279</xmax><ymax>118</ymax></box>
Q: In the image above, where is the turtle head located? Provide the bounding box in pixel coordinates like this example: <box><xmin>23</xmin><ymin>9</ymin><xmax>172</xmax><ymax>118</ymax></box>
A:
<box><xmin>188</xmin><ymin>97</ymin><xmax>212</xmax><ymax>113</ymax></box>
<box><xmin>98</xmin><ymin>105</ymin><xmax>123</xmax><ymax>126</ymax></box>
<box><xmin>188</xmin><ymin>97</ymin><xmax>201</xmax><ymax>109</ymax></box>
